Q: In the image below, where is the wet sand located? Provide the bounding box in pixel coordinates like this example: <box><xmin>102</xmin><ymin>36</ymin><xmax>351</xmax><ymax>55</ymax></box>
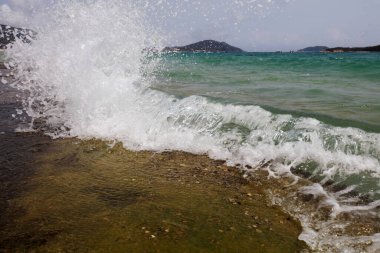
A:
<box><xmin>0</xmin><ymin>67</ymin><xmax>308</xmax><ymax>252</ymax></box>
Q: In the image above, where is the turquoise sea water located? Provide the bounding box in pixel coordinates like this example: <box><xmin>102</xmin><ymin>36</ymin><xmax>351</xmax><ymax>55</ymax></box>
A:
<box><xmin>152</xmin><ymin>51</ymin><xmax>380</xmax><ymax>204</ymax></box>
<box><xmin>156</xmin><ymin>52</ymin><xmax>380</xmax><ymax>133</ymax></box>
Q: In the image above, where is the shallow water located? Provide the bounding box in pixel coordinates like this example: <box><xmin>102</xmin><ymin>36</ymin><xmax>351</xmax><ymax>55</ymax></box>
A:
<box><xmin>0</xmin><ymin>133</ymin><xmax>307</xmax><ymax>252</ymax></box>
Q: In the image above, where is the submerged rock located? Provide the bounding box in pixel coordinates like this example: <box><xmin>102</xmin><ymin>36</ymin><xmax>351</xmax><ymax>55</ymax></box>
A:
<box><xmin>0</xmin><ymin>136</ymin><xmax>308</xmax><ymax>252</ymax></box>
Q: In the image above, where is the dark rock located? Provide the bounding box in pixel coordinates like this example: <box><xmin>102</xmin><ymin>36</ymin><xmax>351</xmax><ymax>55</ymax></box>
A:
<box><xmin>163</xmin><ymin>40</ymin><xmax>244</xmax><ymax>53</ymax></box>
<box><xmin>0</xmin><ymin>24</ymin><xmax>37</xmax><ymax>49</ymax></box>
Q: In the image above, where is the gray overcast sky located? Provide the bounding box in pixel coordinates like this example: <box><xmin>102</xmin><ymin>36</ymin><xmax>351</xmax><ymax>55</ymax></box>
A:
<box><xmin>1</xmin><ymin>0</ymin><xmax>380</xmax><ymax>51</ymax></box>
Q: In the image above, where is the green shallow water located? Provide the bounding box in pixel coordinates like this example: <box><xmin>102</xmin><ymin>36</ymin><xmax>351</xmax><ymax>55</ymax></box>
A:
<box><xmin>155</xmin><ymin>52</ymin><xmax>380</xmax><ymax>133</ymax></box>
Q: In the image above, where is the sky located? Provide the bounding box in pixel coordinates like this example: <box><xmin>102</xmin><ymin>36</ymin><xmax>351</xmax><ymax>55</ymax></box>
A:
<box><xmin>1</xmin><ymin>0</ymin><xmax>380</xmax><ymax>51</ymax></box>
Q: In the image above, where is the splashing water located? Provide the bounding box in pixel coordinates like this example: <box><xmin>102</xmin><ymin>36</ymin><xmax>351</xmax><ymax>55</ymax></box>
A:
<box><xmin>5</xmin><ymin>0</ymin><xmax>380</xmax><ymax>252</ymax></box>
<box><xmin>8</xmin><ymin>1</ymin><xmax>162</xmax><ymax>127</ymax></box>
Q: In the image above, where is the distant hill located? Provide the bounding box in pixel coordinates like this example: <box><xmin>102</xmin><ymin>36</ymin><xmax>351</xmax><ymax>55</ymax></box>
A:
<box><xmin>163</xmin><ymin>40</ymin><xmax>244</xmax><ymax>53</ymax></box>
<box><xmin>0</xmin><ymin>24</ymin><xmax>36</xmax><ymax>49</ymax></box>
<box><xmin>325</xmin><ymin>44</ymin><xmax>380</xmax><ymax>52</ymax></box>
<box><xmin>298</xmin><ymin>46</ymin><xmax>328</xmax><ymax>52</ymax></box>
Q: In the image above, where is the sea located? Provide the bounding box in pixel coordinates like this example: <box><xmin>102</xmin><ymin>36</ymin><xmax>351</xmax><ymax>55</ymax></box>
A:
<box><xmin>2</xmin><ymin>1</ymin><xmax>380</xmax><ymax>252</ymax></box>
<box><xmin>155</xmin><ymin>52</ymin><xmax>380</xmax><ymax>251</ymax></box>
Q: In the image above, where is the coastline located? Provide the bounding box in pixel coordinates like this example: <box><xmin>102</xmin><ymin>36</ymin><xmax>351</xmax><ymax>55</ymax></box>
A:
<box><xmin>0</xmin><ymin>68</ymin><xmax>308</xmax><ymax>252</ymax></box>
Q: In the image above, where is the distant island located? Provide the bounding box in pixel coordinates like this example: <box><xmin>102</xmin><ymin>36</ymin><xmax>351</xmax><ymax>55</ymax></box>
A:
<box><xmin>297</xmin><ymin>45</ymin><xmax>380</xmax><ymax>53</ymax></box>
<box><xmin>297</xmin><ymin>46</ymin><xmax>328</xmax><ymax>52</ymax></box>
<box><xmin>0</xmin><ymin>24</ymin><xmax>36</xmax><ymax>49</ymax></box>
<box><xmin>324</xmin><ymin>44</ymin><xmax>380</xmax><ymax>53</ymax></box>
<box><xmin>163</xmin><ymin>40</ymin><xmax>244</xmax><ymax>53</ymax></box>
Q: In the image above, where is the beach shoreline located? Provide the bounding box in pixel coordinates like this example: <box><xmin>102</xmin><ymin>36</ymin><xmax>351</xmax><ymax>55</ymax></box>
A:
<box><xmin>0</xmin><ymin>68</ymin><xmax>309</xmax><ymax>252</ymax></box>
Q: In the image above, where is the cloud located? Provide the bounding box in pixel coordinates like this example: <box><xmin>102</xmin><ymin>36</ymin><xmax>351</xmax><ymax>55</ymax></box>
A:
<box><xmin>0</xmin><ymin>3</ymin><xmax>27</xmax><ymax>26</ymax></box>
<box><xmin>0</xmin><ymin>0</ymin><xmax>47</xmax><ymax>27</ymax></box>
<box><xmin>1</xmin><ymin>0</ymin><xmax>379</xmax><ymax>51</ymax></box>
<box><xmin>9</xmin><ymin>0</ymin><xmax>27</xmax><ymax>8</ymax></box>
<box><xmin>327</xmin><ymin>28</ymin><xmax>351</xmax><ymax>45</ymax></box>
